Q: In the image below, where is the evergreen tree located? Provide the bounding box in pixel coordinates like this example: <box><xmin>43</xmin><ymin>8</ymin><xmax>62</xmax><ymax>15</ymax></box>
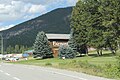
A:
<box><xmin>68</xmin><ymin>29</ymin><xmax>77</xmax><ymax>51</ymax></box>
<box><xmin>58</xmin><ymin>45</ymin><xmax>75</xmax><ymax>59</ymax></box>
<box><xmin>99</xmin><ymin>0</ymin><xmax>120</xmax><ymax>54</ymax></box>
<box><xmin>11</xmin><ymin>46</ymin><xmax>14</xmax><ymax>53</ymax></box>
<box><xmin>6</xmin><ymin>45</ymin><xmax>12</xmax><ymax>54</ymax></box>
<box><xmin>33</xmin><ymin>31</ymin><xmax>53</xmax><ymax>59</ymax></box>
<box><xmin>20</xmin><ymin>45</ymin><xmax>25</xmax><ymax>53</ymax></box>
<box><xmin>15</xmin><ymin>45</ymin><xmax>20</xmax><ymax>53</ymax></box>
<box><xmin>71</xmin><ymin>0</ymin><xmax>120</xmax><ymax>55</ymax></box>
<box><xmin>86</xmin><ymin>0</ymin><xmax>105</xmax><ymax>55</ymax></box>
<box><xmin>70</xmin><ymin>0</ymin><xmax>89</xmax><ymax>54</ymax></box>
<box><xmin>70</xmin><ymin>0</ymin><xmax>102</xmax><ymax>55</ymax></box>
<box><xmin>24</xmin><ymin>46</ymin><xmax>28</xmax><ymax>51</ymax></box>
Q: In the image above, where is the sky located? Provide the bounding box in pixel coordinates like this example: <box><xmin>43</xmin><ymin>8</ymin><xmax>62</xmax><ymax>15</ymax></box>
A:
<box><xmin>0</xmin><ymin>0</ymin><xmax>78</xmax><ymax>31</ymax></box>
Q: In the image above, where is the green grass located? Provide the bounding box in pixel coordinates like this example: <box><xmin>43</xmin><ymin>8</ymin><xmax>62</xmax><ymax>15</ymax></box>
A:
<box><xmin>11</xmin><ymin>56</ymin><xmax>116</xmax><ymax>67</ymax></box>
<box><xmin>9</xmin><ymin>50</ymin><xmax>118</xmax><ymax>79</ymax></box>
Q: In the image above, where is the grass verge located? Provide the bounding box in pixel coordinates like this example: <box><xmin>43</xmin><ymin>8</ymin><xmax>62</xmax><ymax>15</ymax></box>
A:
<box><xmin>9</xmin><ymin>51</ymin><xmax>118</xmax><ymax>79</ymax></box>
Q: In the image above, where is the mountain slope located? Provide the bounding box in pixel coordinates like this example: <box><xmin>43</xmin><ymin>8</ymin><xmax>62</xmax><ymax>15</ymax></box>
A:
<box><xmin>1</xmin><ymin>7</ymin><xmax>73</xmax><ymax>48</ymax></box>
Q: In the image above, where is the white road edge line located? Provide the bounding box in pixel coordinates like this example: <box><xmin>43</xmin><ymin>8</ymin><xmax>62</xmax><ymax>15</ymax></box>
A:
<box><xmin>39</xmin><ymin>69</ymin><xmax>87</xmax><ymax>80</ymax></box>
<box><xmin>5</xmin><ymin>73</ymin><xmax>10</xmax><ymax>76</ymax></box>
<box><xmin>0</xmin><ymin>70</ymin><xmax>3</xmax><ymax>72</ymax></box>
<box><xmin>13</xmin><ymin>77</ymin><xmax>21</xmax><ymax>80</ymax></box>
<box><xmin>28</xmin><ymin>68</ymin><xmax>34</xmax><ymax>70</ymax></box>
<box><xmin>54</xmin><ymin>72</ymin><xmax>87</xmax><ymax>80</ymax></box>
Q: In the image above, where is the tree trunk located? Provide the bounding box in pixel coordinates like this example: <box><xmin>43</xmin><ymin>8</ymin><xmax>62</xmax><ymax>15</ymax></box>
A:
<box><xmin>100</xmin><ymin>49</ymin><xmax>102</xmax><ymax>56</ymax></box>
<box><xmin>109</xmin><ymin>46</ymin><xmax>115</xmax><ymax>54</ymax></box>
<box><xmin>108</xmin><ymin>43</ymin><xmax>116</xmax><ymax>54</ymax></box>
<box><xmin>97</xmin><ymin>49</ymin><xmax>100</xmax><ymax>56</ymax></box>
<box><xmin>85</xmin><ymin>45</ymin><xmax>88</xmax><ymax>55</ymax></box>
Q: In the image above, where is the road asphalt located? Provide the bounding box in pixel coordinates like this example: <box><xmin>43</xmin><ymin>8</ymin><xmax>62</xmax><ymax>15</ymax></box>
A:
<box><xmin>0</xmin><ymin>63</ymin><xmax>112</xmax><ymax>80</ymax></box>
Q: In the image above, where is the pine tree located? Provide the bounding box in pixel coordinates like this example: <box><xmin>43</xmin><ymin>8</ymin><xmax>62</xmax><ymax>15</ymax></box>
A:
<box><xmin>58</xmin><ymin>45</ymin><xmax>75</xmax><ymax>59</ymax></box>
<box><xmin>86</xmin><ymin>0</ymin><xmax>105</xmax><ymax>55</ymax></box>
<box><xmin>99</xmin><ymin>0</ymin><xmax>120</xmax><ymax>54</ymax></box>
<box><xmin>15</xmin><ymin>45</ymin><xmax>20</xmax><ymax>53</ymax></box>
<box><xmin>71</xmin><ymin>0</ymin><xmax>120</xmax><ymax>55</ymax></box>
<box><xmin>68</xmin><ymin>29</ymin><xmax>77</xmax><ymax>51</ymax></box>
<box><xmin>33</xmin><ymin>31</ymin><xmax>53</xmax><ymax>59</ymax></box>
<box><xmin>11</xmin><ymin>46</ymin><xmax>14</xmax><ymax>54</ymax></box>
<box><xmin>71</xmin><ymin>0</ymin><xmax>89</xmax><ymax>45</ymax></box>
<box><xmin>20</xmin><ymin>45</ymin><xmax>25</xmax><ymax>53</ymax></box>
<box><xmin>70</xmin><ymin>0</ymin><xmax>102</xmax><ymax>55</ymax></box>
<box><xmin>6</xmin><ymin>45</ymin><xmax>12</xmax><ymax>54</ymax></box>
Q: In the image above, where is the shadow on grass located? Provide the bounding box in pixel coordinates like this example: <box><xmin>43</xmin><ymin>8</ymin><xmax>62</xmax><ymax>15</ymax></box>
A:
<box><xmin>88</xmin><ymin>53</ymin><xmax>116</xmax><ymax>57</ymax></box>
<box><xmin>35</xmin><ymin>57</ymin><xmax>54</xmax><ymax>60</ymax></box>
<box><xmin>76</xmin><ymin>55</ymin><xmax>87</xmax><ymax>57</ymax></box>
<box><xmin>76</xmin><ymin>51</ymin><xmax>116</xmax><ymax>58</ymax></box>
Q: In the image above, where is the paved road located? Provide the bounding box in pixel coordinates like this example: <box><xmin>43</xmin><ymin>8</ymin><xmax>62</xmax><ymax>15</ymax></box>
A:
<box><xmin>0</xmin><ymin>63</ymin><xmax>112</xmax><ymax>80</ymax></box>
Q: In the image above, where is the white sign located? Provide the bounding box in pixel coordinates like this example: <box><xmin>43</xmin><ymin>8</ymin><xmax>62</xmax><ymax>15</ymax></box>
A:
<box><xmin>53</xmin><ymin>41</ymin><xmax>68</xmax><ymax>47</ymax></box>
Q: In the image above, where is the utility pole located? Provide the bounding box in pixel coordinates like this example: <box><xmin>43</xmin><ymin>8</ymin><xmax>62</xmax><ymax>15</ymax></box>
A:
<box><xmin>0</xmin><ymin>34</ymin><xmax>3</xmax><ymax>55</ymax></box>
<box><xmin>0</xmin><ymin>34</ymin><xmax>3</xmax><ymax>61</ymax></box>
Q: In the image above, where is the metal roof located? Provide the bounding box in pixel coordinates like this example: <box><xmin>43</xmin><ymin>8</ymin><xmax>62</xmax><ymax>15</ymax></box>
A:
<box><xmin>46</xmin><ymin>34</ymin><xmax>70</xmax><ymax>40</ymax></box>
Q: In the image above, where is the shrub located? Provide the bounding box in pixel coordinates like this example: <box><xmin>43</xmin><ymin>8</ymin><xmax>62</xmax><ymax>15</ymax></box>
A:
<box><xmin>102</xmin><ymin>50</ymin><xmax>120</xmax><ymax>78</ymax></box>
<box><xmin>116</xmin><ymin>49</ymin><xmax>120</xmax><ymax>55</ymax></box>
<box><xmin>116</xmin><ymin>49</ymin><xmax>120</xmax><ymax>78</ymax></box>
<box><xmin>116</xmin><ymin>49</ymin><xmax>120</xmax><ymax>67</ymax></box>
<box><xmin>58</xmin><ymin>45</ymin><xmax>76</xmax><ymax>59</ymax></box>
<box><xmin>104</xmin><ymin>64</ymin><xmax>119</xmax><ymax>78</ymax></box>
<box><xmin>45</xmin><ymin>62</ymin><xmax>52</xmax><ymax>66</ymax></box>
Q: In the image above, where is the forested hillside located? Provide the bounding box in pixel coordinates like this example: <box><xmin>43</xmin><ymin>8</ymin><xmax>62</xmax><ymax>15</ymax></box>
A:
<box><xmin>0</xmin><ymin>7</ymin><xmax>72</xmax><ymax>48</ymax></box>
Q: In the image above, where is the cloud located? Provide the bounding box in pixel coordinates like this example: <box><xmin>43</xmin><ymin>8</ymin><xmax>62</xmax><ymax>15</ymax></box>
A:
<box><xmin>13</xmin><ymin>0</ymin><xmax>78</xmax><ymax>6</ymax></box>
<box><xmin>0</xmin><ymin>0</ymin><xmax>47</xmax><ymax>22</ymax></box>
<box><xmin>0</xmin><ymin>0</ymin><xmax>77</xmax><ymax>22</ymax></box>
<box><xmin>0</xmin><ymin>1</ymin><xmax>25</xmax><ymax>22</ymax></box>
<box><xmin>28</xmin><ymin>5</ymin><xmax>46</xmax><ymax>14</ymax></box>
<box><xmin>66</xmin><ymin>0</ymin><xmax>78</xmax><ymax>6</ymax></box>
<box><xmin>0</xmin><ymin>24</ymin><xmax>14</xmax><ymax>31</ymax></box>
<box><xmin>0</xmin><ymin>0</ymin><xmax>78</xmax><ymax>31</ymax></box>
<box><xmin>13</xmin><ymin>0</ymin><xmax>60</xmax><ymax>5</ymax></box>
